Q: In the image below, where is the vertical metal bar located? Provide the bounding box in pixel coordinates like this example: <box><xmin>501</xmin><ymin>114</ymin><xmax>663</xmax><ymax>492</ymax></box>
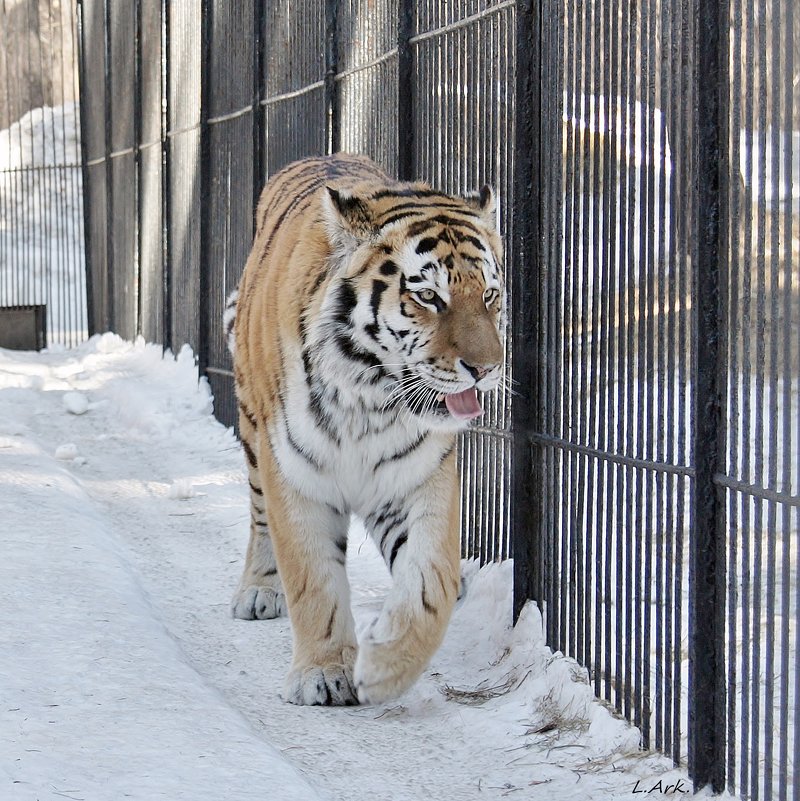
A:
<box><xmin>763</xmin><ymin>3</ymin><xmax>783</xmax><ymax>796</ymax></box>
<box><xmin>750</xmin><ymin>6</ymin><xmax>769</xmax><ymax>796</ymax></box>
<box><xmin>397</xmin><ymin>0</ymin><xmax>414</xmax><ymax>180</ymax></box>
<box><xmin>75</xmin><ymin>0</ymin><xmax>95</xmax><ymax>336</ymax></box>
<box><xmin>598</xmin><ymin>0</ymin><xmax>617</xmax><ymax>706</ymax></box>
<box><xmin>198</xmin><ymin>0</ymin><xmax>212</xmax><ymax>374</ymax></box>
<box><xmin>161</xmin><ymin>0</ymin><xmax>172</xmax><ymax>352</ymax></box>
<box><xmin>561</xmin><ymin>0</ymin><xmax>577</xmax><ymax>662</ymax></box>
<box><xmin>691</xmin><ymin>0</ymin><xmax>729</xmax><ymax>790</ymax></box>
<box><xmin>673</xmin><ymin>1</ymin><xmax>691</xmax><ymax>763</ymax></box>
<box><xmin>324</xmin><ymin>0</ymin><xmax>339</xmax><ymax>154</ymax></box>
<box><xmin>511</xmin><ymin>0</ymin><xmax>542</xmax><ymax>621</ymax></box>
<box><xmin>739</xmin><ymin>0</ymin><xmax>755</xmax><ymax>789</ymax></box>
<box><xmin>252</xmin><ymin>0</ymin><xmax>266</xmax><ymax>209</ymax></box>
<box><xmin>725</xmin><ymin>0</ymin><xmax>743</xmax><ymax>788</ymax></box>
<box><xmin>103</xmin><ymin>0</ymin><xmax>113</xmax><ymax>332</ymax></box>
<box><xmin>134</xmin><ymin>0</ymin><xmax>143</xmax><ymax>337</ymax></box>
<box><xmin>777</xmin><ymin>5</ymin><xmax>794</xmax><ymax>799</ymax></box>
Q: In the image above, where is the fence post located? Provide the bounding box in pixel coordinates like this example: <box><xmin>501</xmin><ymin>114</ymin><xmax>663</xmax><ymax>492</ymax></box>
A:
<box><xmin>397</xmin><ymin>0</ymin><xmax>414</xmax><ymax>180</ymax></box>
<box><xmin>253</xmin><ymin>0</ymin><xmax>266</xmax><ymax>199</ymax></box>
<box><xmin>75</xmin><ymin>0</ymin><xmax>95</xmax><ymax>336</ymax></box>
<box><xmin>197</xmin><ymin>0</ymin><xmax>212</xmax><ymax>375</ymax></box>
<box><xmin>134</xmin><ymin>0</ymin><xmax>142</xmax><ymax>337</ymax></box>
<box><xmin>102</xmin><ymin>0</ymin><xmax>113</xmax><ymax>333</ymax></box>
<box><xmin>324</xmin><ymin>0</ymin><xmax>339</xmax><ymax>154</ymax></box>
<box><xmin>691</xmin><ymin>0</ymin><xmax>729</xmax><ymax>791</ymax></box>
<box><xmin>511</xmin><ymin>0</ymin><xmax>543</xmax><ymax>621</ymax></box>
<box><xmin>161</xmin><ymin>0</ymin><xmax>172</xmax><ymax>353</ymax></box>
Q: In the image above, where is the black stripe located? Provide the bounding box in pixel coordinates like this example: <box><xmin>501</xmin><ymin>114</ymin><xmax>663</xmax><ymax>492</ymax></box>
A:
<box><xmin>389</xmin><ymin>532</ymin><xmax>408</xmax><ymax>571</ymax></box>
<box><xmin>369</xmin><ymin>279</ymin><xmax>388</xmax><ymax>318</ymax></box>
<box><xmin>324</xmin><ymin>604</ymin><xmax>337</xmax><ymax>639</ymax></box>
<box><xmin>308</xmin><ymin>266</ymin><xmax>329</xmax><ymax>301</ymax></box>
<box><xmin>405</xmin><ymin>218</ymin><xmax>438</xmax><ymax>238</ymax></box>
<box><xmin>331</xmin><ymin>280</ymin><xmax>358</xmax><ymax>326</ymax></box>
<box><xmin>379</xmin><ymin>260</ymin><xmax>398</xmax><ymax>276</ymax></box>
<box><xmin>301</xmin><ymin>347</ymin><xmax>314</xmax><ymax>380</ymax></box>
<box><xmin>439</xmin><ymin>440</ymin><xmax>457</xmax><ymax>464</ymax></box>
<box><xmin>378</xmin><ymin>199</ymin><xmax>478</xmax><ymax>216</ymax></box>
<box><xmin>427</xmin><ymin>213</ymin><xmax>483</xmax><ymax>234</ymax></box>
<box><xmin>239</xmin><ymin>402</ymin><xmax>258</xmax><ymax>428</ymax></box>
<box><xmin>308</xmin><ymin>383</ymin><xmax>341</xmax><ymax>445</ymax></box>
<box><xmin>421</xmin><ymin>577</ymin><xmax>436</xmax><ymax>615</ymax></box>
<box><xmin>406</xmin><ymin>214</ymin><xmax>484</xmax><ymax>241</ymax></box>
<box><xmin>285</xmin><ymin>423</ymin><xmax>321</xmax><ymax>470</ymax></box>
<box><xmin>370</xmin><ymin>188</ymin><xmax>468</xmax><ymax>201</ymax></box>
<box><xmin>385</xmin><ymin>324</ymin><xmax>409</xmax><ymax>341</ymax></box>
<box><xmin>380</xmin><ymin>209</ymin><xmax>425</xmax><ymax>228</ymax></box>
<box><xmin>451</xmin><ymin>229</ymin><xmax>487</xmax><ymax>252</ymax></box>
<box><xmin>335</xmin><ymin>331</ymin><xmax>384</xmax><ymax>370</ymax></box>
<box><xmin>249</xmin><ymin>480</ymin><xmax>263</xmax><ymax>496</ymax></box>
<box><xmin>415</xmin><ymin>236</ymin><xmax>440</xmax><ymax>255</ymax></box>
<box><xmin>242</xmin><ymin>439</ymin><xmax>258</xmax><ymax>469</ymax></box>
<box><xmin>375</xmin><ymin>432</ymin><xmax>428</xmax><ymax>469</ymax></box>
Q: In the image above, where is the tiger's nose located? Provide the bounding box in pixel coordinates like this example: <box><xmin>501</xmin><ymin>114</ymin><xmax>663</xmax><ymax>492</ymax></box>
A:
<box><xmin>460</xmin><ymin>360</ymin><xmax>494</xmax><ymax>381</ymax></box>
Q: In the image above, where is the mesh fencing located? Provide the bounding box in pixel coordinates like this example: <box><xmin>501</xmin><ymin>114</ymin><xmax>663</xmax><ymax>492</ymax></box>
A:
<box><xmin>69</xmin><ymin>1</ymin><xmax>798</xmax><ymax>797</ymax></box>
<box><xmin>0</xmin><ymin>0</ymin><xmax>86</xmax><ymax>347</ymax></box>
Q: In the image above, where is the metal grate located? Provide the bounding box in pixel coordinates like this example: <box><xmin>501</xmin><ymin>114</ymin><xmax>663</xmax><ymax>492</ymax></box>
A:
<box><xmin>0</xmin><ymin>0</ymin><xmax>87</xmax><ymax>347</ymax></box>
<box><xmin>410</xmin><ymin>0</ymin><xmax>515</xmax><ymax>561</ymax></box>
<box><xmin>72</xmin><ymin>2</ymin><xmax>798</xmax><ymax>797</ymax></box>
<box><xmin>723</xmin><ymin>1</ymin><xmax>799</xmax><ymax>797</ymax></box>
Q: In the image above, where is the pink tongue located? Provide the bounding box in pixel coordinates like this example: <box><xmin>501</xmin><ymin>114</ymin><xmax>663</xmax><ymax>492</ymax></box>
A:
<box><xmin>444</xmin><ymin>388</ymin><xmax>483</xmax><ymax>421</ymax></box>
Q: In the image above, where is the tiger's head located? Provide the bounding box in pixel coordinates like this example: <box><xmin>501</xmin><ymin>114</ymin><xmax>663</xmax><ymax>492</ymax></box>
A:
<box><xmin>320</xmin><ymin>182</ymin><xmax>505</xmax><ymax>429</ymax></box>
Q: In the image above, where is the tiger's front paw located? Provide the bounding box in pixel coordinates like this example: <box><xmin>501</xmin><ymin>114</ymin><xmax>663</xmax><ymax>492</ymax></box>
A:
<box><xmin>230</xmin><ymin>582</ymin><xmax>287</xmax><ymax>620</ymax></box>
<box><xmin>283</xmin><ymin>661</ymin><xmax>358</xmax><ymax>706</ymax></box>
<box><xmin>353</xmin><ymin>622</ymin><xmax>425</xmax><ymax>705</ymax></box>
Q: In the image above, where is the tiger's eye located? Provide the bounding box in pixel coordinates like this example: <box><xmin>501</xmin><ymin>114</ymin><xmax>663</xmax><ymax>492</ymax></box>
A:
<box><xmin>418</xmin><ymin>289</ymin><xmax>436</xmax><ymax>302</ymax></box>
<box><xmin>483</xmin><ymin>288</ymin><xmax>498</xmax><ymax>305</ymax></box>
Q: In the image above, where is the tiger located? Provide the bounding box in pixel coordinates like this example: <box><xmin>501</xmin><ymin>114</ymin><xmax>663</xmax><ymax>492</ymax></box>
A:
<box><xmin>227</xmin><ymin>153</ymin><xmax>505</xmax><ymax>706</ymax></box>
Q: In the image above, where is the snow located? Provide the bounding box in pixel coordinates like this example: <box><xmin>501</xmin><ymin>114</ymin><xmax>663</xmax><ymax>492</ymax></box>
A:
<box><xmin>0</xmin><ymin>334</ymin><xmax>727</xmax><ymax>801</ymax></box>
<box><xmin>62</xmin><ymin>391</ymin><xmax>89</xmax><ymax>415</ymax></box>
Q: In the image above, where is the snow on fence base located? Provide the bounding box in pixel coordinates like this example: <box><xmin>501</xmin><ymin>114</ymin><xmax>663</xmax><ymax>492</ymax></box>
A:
<box><xmin>0</xmin><ymin>304</ymin><xmax>46</xmax><ymax>351</ymax></box>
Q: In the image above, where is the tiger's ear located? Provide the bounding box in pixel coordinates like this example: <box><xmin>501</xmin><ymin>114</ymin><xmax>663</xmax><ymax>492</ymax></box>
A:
<box><xmin>322</xmin><ymin>187</ymin><xmax>376</xmax><ymax>252</ymax></box>
<box><xmin>464</xmin><ymin>185</ymin><xmax>497</xmax><ymax>229</ymax></box>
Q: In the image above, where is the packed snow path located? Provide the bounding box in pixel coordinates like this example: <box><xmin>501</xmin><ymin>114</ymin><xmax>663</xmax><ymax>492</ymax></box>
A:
<box><xmin>0</xmin><ymin>336</ymin><xmax>712</xmax><ymax>801</ymax></box>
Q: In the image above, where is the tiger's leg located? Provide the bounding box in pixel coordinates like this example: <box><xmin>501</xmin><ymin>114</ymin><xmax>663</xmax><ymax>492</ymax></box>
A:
<box><xmin>259</xmin><ymin>442</ymin><xmax>358</xmax><ymax>706</ymax></box>
<box><xmin>231</xmin><ymin>406</ymin><xmax>286</xmax><ymax>620</ymax></box>
<box><xmin>356</xmin><ymin>449</ymin><xmax>461</xmax><ymax>704</ymax></box>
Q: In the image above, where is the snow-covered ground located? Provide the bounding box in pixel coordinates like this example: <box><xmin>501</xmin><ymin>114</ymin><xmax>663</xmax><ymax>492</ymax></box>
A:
<box><xmin>0</xmin><ymin>335</ymin><xmax>725</xmax><ymax>801</ymax></box>
<box><xmin>0</xmin><ymin>104</ymin><xmax>87</xmax><ymax>347</ymax></box>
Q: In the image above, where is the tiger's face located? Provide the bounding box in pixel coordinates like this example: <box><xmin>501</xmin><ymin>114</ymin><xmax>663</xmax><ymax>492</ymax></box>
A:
<box><xmin>321</xmin><ymin>184</ymin><xmax>505</xmax><ymax>427</ymax></box>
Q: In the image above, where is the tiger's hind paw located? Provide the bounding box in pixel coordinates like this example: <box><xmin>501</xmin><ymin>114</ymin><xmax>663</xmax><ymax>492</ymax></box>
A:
<box><xmin>230</xmin><ymin>583</ymin><xmax>287</xmax><ymax>620</ymax></box>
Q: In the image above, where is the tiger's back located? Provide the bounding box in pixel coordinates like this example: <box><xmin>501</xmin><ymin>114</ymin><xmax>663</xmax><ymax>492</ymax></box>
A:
<box><xmin>229</xmin><ymin>154</ymin><xmax>505</xmax><ymax>706</ymax></box>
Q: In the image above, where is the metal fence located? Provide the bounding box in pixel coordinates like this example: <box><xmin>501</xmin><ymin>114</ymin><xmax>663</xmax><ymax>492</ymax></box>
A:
<box><xmin>67</xmin><ymin>0</ymin><xmax>800</xmax><ymax>798</ymax></box>
<box><xmin>512</xmin><ymin>2</ymin><xmax>798</xmax><ymax>797</ymax></box>
<box><xmin>0</xmin><ymin>0</ymin><xmax>87</xmax><ymax>347</ymax></box>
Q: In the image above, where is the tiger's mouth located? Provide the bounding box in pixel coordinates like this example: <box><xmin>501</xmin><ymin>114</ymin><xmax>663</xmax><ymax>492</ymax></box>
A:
<box><xmin>435</xmin><ymin>387</ymin><xmax>484</xmax><ymax>421</ymax></box>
